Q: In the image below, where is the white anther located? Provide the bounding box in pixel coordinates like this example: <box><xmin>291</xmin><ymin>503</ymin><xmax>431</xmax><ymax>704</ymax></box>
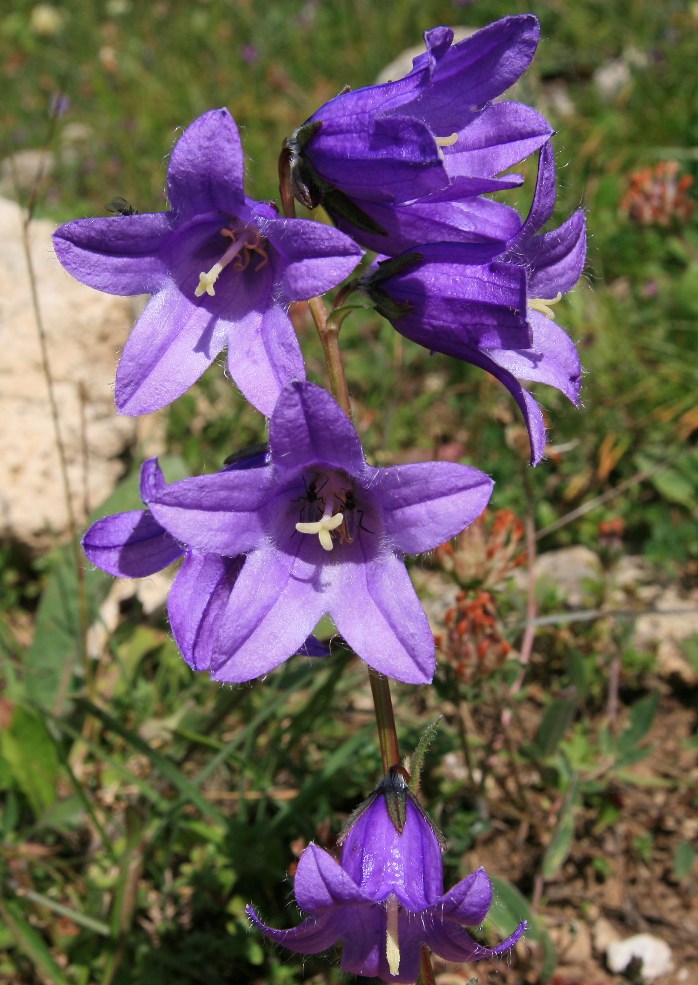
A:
<box><xmin>528</xmin><ymin>292</ymin><xmax>563</xmax><ymax>319</ymax></box>
<box><xmin>296</xmin><ymin>512</ymin><xmax>344</xmax><ymax>551</ymax></box>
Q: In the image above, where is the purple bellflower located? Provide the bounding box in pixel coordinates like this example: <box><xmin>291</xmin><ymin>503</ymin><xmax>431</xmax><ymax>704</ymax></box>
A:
<box><xmin>82</xmin><ymin>451</ymin><xmax>328</xmax><ymax>670</ymax></box>
<box><xmin>248</xmin><ymin>770</ymin><xmax>525</xmax><ymax>983</ymax></box>
<box><xmin>129</xmin><ymin>380</ymin><xmax>494</xmax><ymax>685</ymax></box>
<box><xmin>286</xmin><ymin>16</ymin><xmax>552</xmax><ymax>252</ymax></box>
<box><xmin>361</xmin><ymin>142</ymin><xmax>587</xmax><ymax>465</ymax></box>
<box><xmin>53</xmin><ymin>109</ymin><xmax>362</xmax><ymax>418</ymax></box>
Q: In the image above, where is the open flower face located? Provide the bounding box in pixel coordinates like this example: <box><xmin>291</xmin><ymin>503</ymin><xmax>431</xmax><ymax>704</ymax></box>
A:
<box><xmin>145</xmin><ymin>381</ymin><xmax>494</xmax><ymax>685</ymax></box>
<box><xmin>53</xmin><ymin>109</ymin><xmax>362</xmax><ymax>418</ymax></box>
<box><xmin>248</xmin><ymin>772</ymin><xmax>526</xmax><ymax>983</ymax></box>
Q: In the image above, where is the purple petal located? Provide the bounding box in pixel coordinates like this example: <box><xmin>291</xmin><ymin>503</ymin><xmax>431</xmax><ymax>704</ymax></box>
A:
<box><xmin>294</xmin><ymin>844</ymin><xmax>367</xmax><ymax>910</ymax></box>
<box><xmin>139</xmin><ymin>457</ymin><xmax>168</xmax><ymax>502</ymax></box>
<box><xmin>375</xmin><ymin>461</ymin><xmax>493</xmax><ymax>554</ymax></box>
<box><xmin>422</xmin><ymin>913</ymin><xmax>526</xmax><ymax>962</ymax></box>
<box><xmin>114</xmin><ymin>285</ymin><xmax>227</xmax><ymax>415</ymax></box>
<box><xmin>444</xmin><ymin>102</ymin><xmax>552</xmax><ymax>180</ymax></box>
<box><xmin>524</xmin><ymin>210</ymin><xmax>587</xmax><ymax>298</ymax></box>
<box><xmin>53</xmin><ymin>213</ymin><xmax>173</xmax><ymax>295</ymax></box>
<box><xmin>509</xmin><ymin>140</ymin><xmax>557</xmax><ymax>247</ymax></box>
<box><xmin>166</xmin><ymin>108</ymin><xmax>245</xmax><ymax>217</ymax></box>
<box><xmin>329</xmin><ymin>193</ymin><xmax>522</xmax><ymax>258</ymax></box>
<box><xmin>307</xmin><ymin>114</ymin><xmax>447</xmax><ymax>205</ymax></box>
<box><xmin>210</xmin><ymin>549</ymin><xmax>326</xmax><ymax>682</ymax></box>
<box><xmin>260</xmin><ymin>215</ymin><xmax>362</xmax><ymax>298</ymax></box>
<box><xmin>337</xmin><ymin>909</ymin><xmax>385</xmax><ymax>980</ymax></box>
<box><xmin>246</xmin><ymin>905</ymin><xmax>342</xmax><ymax>955</ymax></box>
<box><xmin>297</xmin><ymin>635</ymin><xmax>330</xmax><ymax>657</ymax></box>
<box><xmin>331</xmin><ymin>552</ymin><xmax>434</xmax><ymax>684</ymax></box>
<box><xmin>392</xmin><ymin>16</ymin><xmax>541</xmax><ymax>131</ymax></box>
<box><xmin>168</xmin><ymin>553</ymin><xmax>243</xmax><ymax>671</ymax></box>
<box><xmin>341</xmin><ymin>796</ymin><xmax>444</xmax><ymax>908</ymax></box>
<box><xmin>269</xmin><ymin>381</ymin><xmax>365</xmax><ymax>477</ymax></box>
<box><xmin>487</xmin><ymin>309</ymin><xmax>581</xmax><ymax>404</ymax></box>
<box><xmin>147</xmin><ymin>469</ymin><xmax>273</xmax><ymax>556</ymax></box>
<box><xmin>82</xmin><ymin>510</ymin><xmax>183</xmax><ymax>577</ymax></box>
<box><xmin>226</xmin><ymin>301</ymin><xmax>306</xmax><ymax>418</ymax></box>
<box><xmin>451</xmin><ymin>344</ymin><xmax>549</xmax><ymax>465</ymax></box>
<box><xmin>388</xmin><ymin>252</ymin><xmax>530</xmax><ymax>349</ymax></box>
<box><xmin>435</xmin><ymin>867</ymin><xmax>493</xmax><ymax>923</ymax></box>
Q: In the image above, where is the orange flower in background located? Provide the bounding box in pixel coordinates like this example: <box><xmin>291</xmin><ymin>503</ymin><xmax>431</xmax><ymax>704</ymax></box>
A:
<box><xmin>620</xmin><ymin>160</ymin><xmax>694</xmax><ymax>227</ymax></box>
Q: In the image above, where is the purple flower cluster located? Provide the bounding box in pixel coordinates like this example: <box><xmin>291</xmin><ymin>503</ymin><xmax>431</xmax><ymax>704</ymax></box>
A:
<box><xmin>53</xmin><ymin>14</ymin><xmax>587</xmax><ymax>981</ymax></box>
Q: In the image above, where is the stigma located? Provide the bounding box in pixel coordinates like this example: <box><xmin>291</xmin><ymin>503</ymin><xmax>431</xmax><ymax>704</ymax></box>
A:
<box><xmin>195</xmin><ymin>226</ymin><xmax>269</xmax><ymax>298</ymax></box>
<box><xmin>296</xmin><ymin>512</ymin><xmax>344</xmax><ymax>551</ymax></box>
<box><xmin>435</xmin><ymin>132</ymin><xmax>459</xmax><ymax>147</ymax></box>
<box><xmin>528</xmin><ymin>291</ymin><xmax>563</xmax><ymax>319</ymax></box>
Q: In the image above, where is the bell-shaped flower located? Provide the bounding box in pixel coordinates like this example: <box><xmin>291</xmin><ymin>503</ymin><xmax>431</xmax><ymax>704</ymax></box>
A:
<box><xmin>82</xmin><ymin>452</ymin><xmax>327</xmax><ymax>671</ymax></box>
<box><xmin>361</xmin><ymin>141</ymin><xmax>587</xmax><ymax>465</ymax></box>
<box><xmin>286</xmin><ymin>16</ymin><xmax>552</xmax><ymax>253</ymax></box>
<box><xmin>53</xmin><ymin>109</ymin><xmax>362</xmax><ymax>417</ymax></box>
<box><xmin>140</xmin><ymin>380</ymin><xmax>493</xmax><ymax>685</ymax></box>
<box><xmin>248</xmin><ymin>771</ymin><xmax>525</xmax><ymax>983</ymax></box>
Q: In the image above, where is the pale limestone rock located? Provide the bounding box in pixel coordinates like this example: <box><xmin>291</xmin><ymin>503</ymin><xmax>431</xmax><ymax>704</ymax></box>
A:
<box><xmin>0</xmin><ymin>195</ymin><xmax>160</xmax><ymax>547</ymax></box>
<box><xmin>633</xmin><ymin>585</ymin><xmax>698</xmax><ymax>686</ymax></box>
<box><xmin>533</xmin><ymin>545</ymin><xmax>603</xmax><ymax>608</ymax></box>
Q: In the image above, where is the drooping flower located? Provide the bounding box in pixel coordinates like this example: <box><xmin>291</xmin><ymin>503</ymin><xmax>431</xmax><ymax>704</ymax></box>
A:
<box><xmin>248</xmin><ymin>770</ymin><xmax>525</xmax><ymax>983</ymax></box>
<box><xmin>53</xmin><ymin>109</ymin><xmax>362</xmax><ymax>417</ymax></box>
<box><xmin>361</xmin><ymin>141</ymin><xmax>587</xmax><ymax>464</ymax></box>
<box><xmin>82</xmin><ymin>451</ymin><xmax>327</xmax><ymax>670</ymax></box>
<box><xmin>139</xmin><ymin>380</ymin><xmax>493</xmax><ymax>685</ymax></box>
<box><xmin>286</xmin><ymin>16</ymin><xmax>552</xmax><ymax>253</ymax></box>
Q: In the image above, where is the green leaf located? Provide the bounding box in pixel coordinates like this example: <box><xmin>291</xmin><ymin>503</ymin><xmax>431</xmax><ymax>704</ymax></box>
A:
<box><xmin>674</xmin><ymin>841</ymin><xmax>695</xmax><ymax>881</ymax></box>
<box><xmin>0</xmin><ymin>703</ymin><xmax>60</xmax><ymax>817</ymax></box>
<box><xmin>617</xmin><ymin>691</ymin><xmax>659</xmax><ymax>755</ymax></box>
<box><xmin>0</xmin><ymin>898</ymin><xmax>70</xmax><ymax>985</ymax></box>
<box><xmin>534</xmin><ymin>696</ymin><xmax>577</xmax><ymax>758</ymax></box>
<box><xmin>541</xmin><ymin>780</ymin><xmax>579</xmax><ymax>879</ymax></box>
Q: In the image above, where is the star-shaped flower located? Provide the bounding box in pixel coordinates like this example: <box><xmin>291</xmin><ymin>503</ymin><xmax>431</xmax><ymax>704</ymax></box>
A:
<box><xmin>140</xmin><ymin>380</ymin><xmax>493</xmax><ymax>684</ymax></box>
<box><xmin>286</xmin><ymin>16</ymin><xmax>552</xmax><ymax>253</ymax></box>
<box><xmin>361</xmin><ymin>141</ymin><xmax>586</xmax><ymax>464</ymax></box>
<box><xmin>248</xmin><ymin>771</ymin><xmax>525</xmax><ymax>983</ymax></box>
<box><xmin>53</xmin><ymin>109</ymin><xmax>362</xmax><ymax>417</ymax></box>
<box><xmin>82</xmin><ymin>451</ymin><xmax>327</xmax><ymax>670</ymax></box>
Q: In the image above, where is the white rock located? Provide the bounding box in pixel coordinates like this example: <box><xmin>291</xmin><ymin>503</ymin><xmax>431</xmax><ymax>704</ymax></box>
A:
<box><xmin>0</xmin><ymin>195</ymin><xmax>160</xmax><ymax>547</ymax></box>
<box><xmin>607</xmin><ymin>933</ymin><xmax>674</xmax><ymax>980</ymax></box>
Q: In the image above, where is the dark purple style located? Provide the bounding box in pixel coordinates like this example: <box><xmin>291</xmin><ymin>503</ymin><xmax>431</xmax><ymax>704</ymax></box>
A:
<box><xmin>286</xmin><ymin>16</ymin><xmax>551</xmax><ymax>253</ymax></box>
<box><xmin>92</xmin><ymin>381</ymin><xmax>493</xmax><ymax>685</ymax></box>
<box><xmin>248</xmin><ymin>772</ymin><xmax>525</xmax><ymax>982</ymax></box>
<box><xmin>53</xmin><ymin>109</ymin><xmax>362</xmax><ymax>417</ymax></box>
<box><xmin>362</xmin><ymin>142</ymin><xmax>587</xmax><ymax>465</ymax></box>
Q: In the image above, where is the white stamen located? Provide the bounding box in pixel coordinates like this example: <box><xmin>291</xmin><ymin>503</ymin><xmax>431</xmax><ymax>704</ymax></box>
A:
<box><xmin>194</xmin><ymin>232</ymin><xmax>249</xmax><ymax>298</ymax></box>
<box><xmin>385</xmin><ymin>895</ymin><xmax>400</xmax><ymax>976</ymax></box>
<box><xmin>435</xmin><ymin>132</ymin><xmax>458</xmax><ymax>147</ymax></box>
<box><xmin>528</xmin><ymin>292</ymin><xmax>563</xmax><ymax>319</ymax></box>
<box><xmin>296</xmin><ymin>512</ymin><xmax>344</xmax><ymax>551</ymax></box>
